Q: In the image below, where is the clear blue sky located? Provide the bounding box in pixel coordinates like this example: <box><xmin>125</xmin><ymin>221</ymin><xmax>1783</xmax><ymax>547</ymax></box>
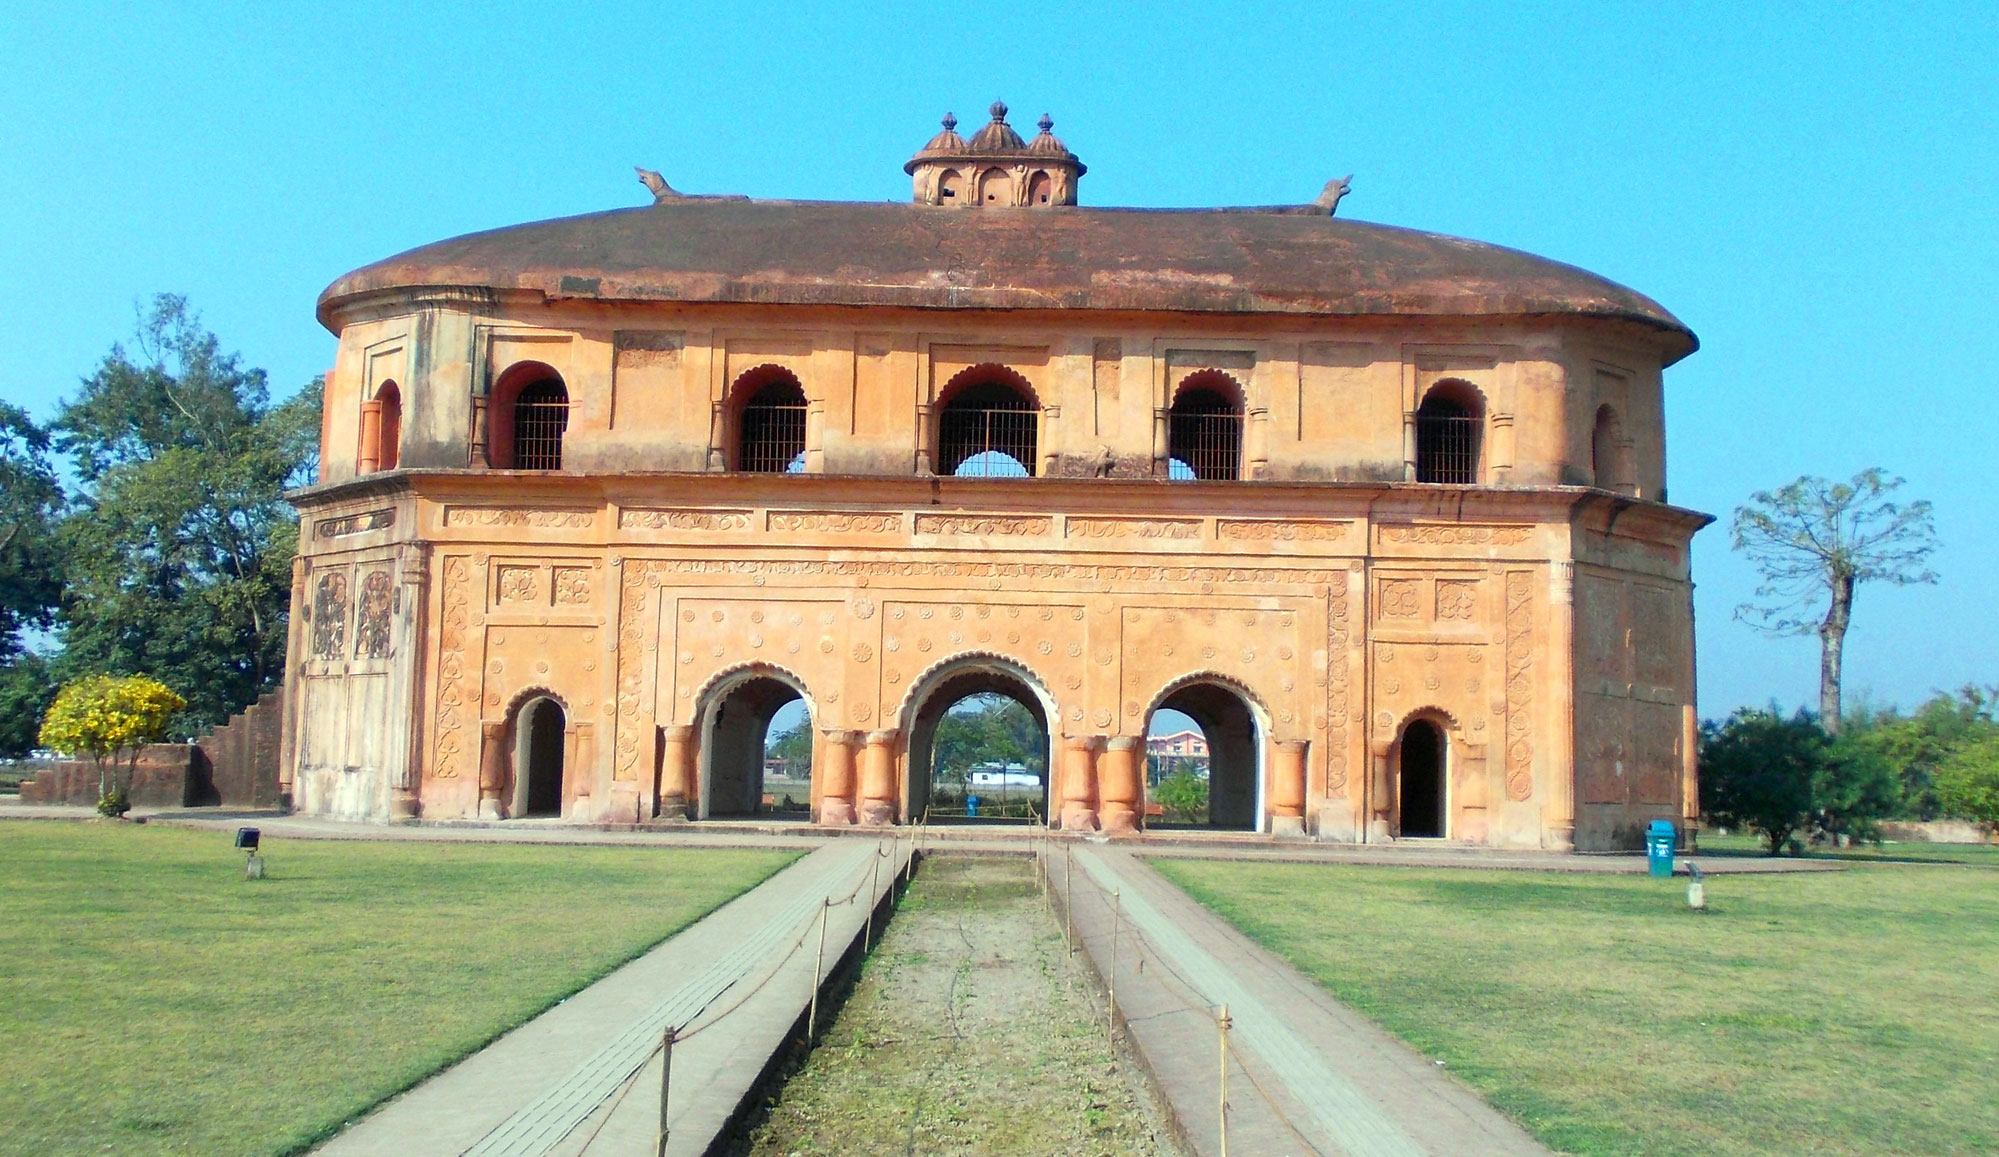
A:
<box><xmin>3</xmin><ymin>1</ymin><xmax>1993</xmax><ymax>718</ymax></box>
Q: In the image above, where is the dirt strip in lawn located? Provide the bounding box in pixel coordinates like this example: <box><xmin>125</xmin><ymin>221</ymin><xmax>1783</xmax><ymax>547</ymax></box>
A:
<box><xmin>735</xmin><ymin>854</ymin><xmax>1176</xmax><ymax>1156</ymax></box>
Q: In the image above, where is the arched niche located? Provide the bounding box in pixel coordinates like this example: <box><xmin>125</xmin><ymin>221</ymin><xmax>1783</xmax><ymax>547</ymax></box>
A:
<box><xmin>731</xmin><ymin>365</ymin><xmax>808</xmax><ymax>473</ymax></box>
<box><xmin>1395</xmin><ymin>715</ymin><xmax>1449</xmax><ymax>838</ymax></box>
<box><xmin>1167</xmin><ymin>370</ymin><xmax>1245</xmax><ymax>481</ymax></box>
<box><xmin>488</xmin><ymin>361</ymin><xmax>569</xmax><ymax>470</ymax></box>
<box><xmin>510</xmin><ymin>694</ymin><xmax>568</xmax><ymax>818</ymax></box>
<box><xmin>1415</xmin><ymin>380</ymin><xmax>1484</xmax><ymax>484</ymax></box>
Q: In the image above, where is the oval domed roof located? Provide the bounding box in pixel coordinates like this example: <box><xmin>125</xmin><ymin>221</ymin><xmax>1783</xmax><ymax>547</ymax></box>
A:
<box><xmin>318</xmin><ymin>198</ymin><xmax>1695</xmax><ymax>357</ymax></box>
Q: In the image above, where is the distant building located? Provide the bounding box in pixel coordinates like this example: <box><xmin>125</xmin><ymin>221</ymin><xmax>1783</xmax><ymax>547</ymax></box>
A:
<box><xmin>288</xmin><ymin>102</ymin><xmax>1705</xmax><ymax>849</ymax></box>
<box><xmin>1148</xmin><ymin>730</ymin><xmax>1209</xmax><ymax>759</ymax></box>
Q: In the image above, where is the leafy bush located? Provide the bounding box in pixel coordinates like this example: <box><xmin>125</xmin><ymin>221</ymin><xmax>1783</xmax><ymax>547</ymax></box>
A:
<box><xmin>1700</xmin><ymin>707</ymin><xmax>1897</xmax><ymax>854</ymax></box>
<box><xmin>1934</xmin><ymin>735</ymin><xmax>1999</xmax><ymax>833</ymax></box>
<box><xmin>37</xmin><ymin>673</ymin><xmax>185</xmax><ymax>810</ymax></box>
<box><xmin>1845</xmin><ymin>686</ymin><xmax>1999</xmax><ymax>819</ymax></box>
<box><xmin>1155</xmin><ymin>771</ymin><xmax>1209</xmax><ymax>824</ymax></box>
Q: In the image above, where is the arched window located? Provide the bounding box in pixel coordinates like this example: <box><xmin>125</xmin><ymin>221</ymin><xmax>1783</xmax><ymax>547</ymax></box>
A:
<box><xmin>488</xmin><ymin>363</ymin><xmax>569</xmax><ymax>470</ymax></box>
<box><xmin>734</xmin><ymin>369</ymin><xmax>807</xmax><ymax>473</ymax></box>
<box><xmin>1591</xmin><ymin>404</ymin><xmax>1628</xmax><ymax>492</ymax></box>
<box><xmin>939</xmin><ymin>170</ymin><xmax>963</xmax><ymax>203</ymax></box>
<box><xmin>1415</xmin><ymin>382</ymin><xmax>1482</xmax><ymax>484</ymax></box>
<box><xmin>1168</xmin><ymin>373</ymin><xmax>1243</xmax><ymax>481</ymax></box>
<box><xmin>374</xmin><ymin>381</ymin><xmax>401</xmax><ymax>471</ymax></box>
<box><xmin>938</xmin><ymin>369</ymin><xmax>1038</xmax><ymax>477</ymax></box>
<box><xmin>1027</xmin><ymin>170</ymin><xmax>1053</xmax><ymax>206</ymax></box>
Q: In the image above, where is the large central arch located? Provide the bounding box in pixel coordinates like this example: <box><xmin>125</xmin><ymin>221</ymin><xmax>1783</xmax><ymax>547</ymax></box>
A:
<box><xmin>899</xmin><ymin>654</ymin><xmax>1056</xmax><ymax>824</ymax></box>
<box><xmin>694</xmin><ymin>665</ymin><xmax>815</xmax><ymax>820</ymax></box>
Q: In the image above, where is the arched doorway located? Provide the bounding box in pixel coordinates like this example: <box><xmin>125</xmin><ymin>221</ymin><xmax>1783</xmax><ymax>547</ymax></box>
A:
<box><xmin>904</xmin><ymin>661</ymin><xmax>1052</xmax><ymax>824</ymax></box>
<box><xmin>513</xmin><ymin>697</ymin><xmax>566</xmax><ymax>817</ymax></box>
<box><xmin>700</xmin><ymin>674</ymin><xmax>811</xmax><ymax>820</ymax></box>
<box><xmin>1398</xmin><ymin>719</ymin><xmax>1447</xmax><ymax>838</ymax></box>
<box><xmin>1145</xmin><ymin>680</ymin><xmax>1260</xmax><ymax>831</ymax></box>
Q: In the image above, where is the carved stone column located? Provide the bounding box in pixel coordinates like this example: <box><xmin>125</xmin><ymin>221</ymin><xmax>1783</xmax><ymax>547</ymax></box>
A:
<box><xmin>657</xmin><ymin>725</ymin><xmax>694</xmax><ymax>820</ymax></box>
<box><xmin>1457</xmin><ymin>741</ymin><xmax>1490</xmax><ymax>843</ymax></box>
<box><xmin>572</xmin><ymin>721</ymin><xmax>604</xmax><ymax>821</ymax></box>
<box><xmin>1097</xmin><ymin>737</ymin><xmax>1141</xmax><ymax>835</ymax></box>
<box><xmin>1368</xmin><ymin>738</ymin><xmax>1393</xmax><ymax>842</ymax></box>
<box><xmin>356</xmin><ymin>400</ymin><xmax>382</xmax><ymax>474</ymax></box>
<box><xmin>860</xmin><ymin>729</ymin><xmax>899</xmax><ymax>826</ymax></box>
<box><xmin>914</xmin><ymin>402</ymin><xmax>934</xmax><ymax>474</ymax></box>
<box><xmin>1543</xmin><ymin>562</ymin><xmax>1577</xmax><ymax>850</ymax></box>
<box><xmin>1270</xmin><ymin>739</ymin><xmax>1308</xmax><ymax>838</ymax></box>
<box><xmin>478</xmin><ymin>721</ymin><xmax>508</xmax><ymax>820</ymax></box>
<box><xmin>1059</xmin><ymin>736</ymin><xmax>1099</xmax><ymax>831</ymax></box>
<box><xmin>818</xmin><ymin>729</ymin><xmax>859</xmax><ymax>825</ymax></box>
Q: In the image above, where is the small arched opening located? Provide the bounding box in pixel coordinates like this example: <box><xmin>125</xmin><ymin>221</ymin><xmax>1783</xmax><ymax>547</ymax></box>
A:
<box><xmin>368</xmin><ymin>381</ymin><xmax>402</xmax><ymax>472</ymax></box>
<box><xmin>699</xmin><ymin>673</ymin><xmax>811</xmax><ymax>820</ymax></box>
<box><xmin>1145</xmin><ymin>680</ymin><xmax>1261</xmax><ymax>830</ymax></box>
<box><xmin>1415</xmin><ymin>381</ymin><xmax>1483</xmax><ymax>484</ymax></box>
<box><xmin>1167</xmin><ymin>372</ymin><xmax>1244</xmax><ymax>481</ymax></box>
<box><xmin>937</xmin><ymin>367</ymin><xmax>1039</xmax><ymax>477</ymax></box>
<box><xmin>489</xmin><ymin>362</ymin><xmax>569</xmax><ymax>470</ymax></box>
<box><xmin>733</xmin><ymin>367</ymin><xmax>808</xmax><ymax>473</ymax></box>
<box><xmin>512</xmin><ymin>696</ymin><xmax>567</xmax><ymax>817</ymax></box>
<box><xmin>904</xmin><ymin>661</ymin><xmax>1052</xmax><ymax>825</ymax></box>
<box><xmin>1591</xmin><ymin>404</ymin><xmax>1629</xmax><ymax>492</ymax></box>
<box><xmin>1027</xmin><ymin>170</ymin><xmax>1053</xmax><ymax>206</ymax></box>
<box><xmin>939</xmin><ymin>170</ymin><xmax>963</xmax><ymax>203</ymax></box>
<box><xmin>1396</xmin><ymin>718</ymin><xmax>1448</xmax><ymax>838</ymax></box>
<box><xmin>978</xmin><ymin>167</ymin><xmax>1010</xmax><ymax>206</ymax></box>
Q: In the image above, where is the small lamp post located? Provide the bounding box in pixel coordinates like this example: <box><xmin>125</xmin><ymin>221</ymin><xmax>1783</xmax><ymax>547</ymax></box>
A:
<box><xmin>235</xmin><ymin>827</ymin><xmax>264</xmax><ymax>880</ymax></box>
<box><xmin>1686</xmin><ymin>861</ymin><xmax>1706</xmax><ymax>911</ymax></box>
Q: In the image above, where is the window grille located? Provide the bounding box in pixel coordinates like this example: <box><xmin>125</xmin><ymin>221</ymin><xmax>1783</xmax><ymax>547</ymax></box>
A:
<box><xmin>738</xmin><ymin>379</ymin><xmax>808</xmax><ymax>473</ymax></box>
<box><xmin>1415</xmin><ymin>396</ymin><xmax>1479</xmax><ymax>484</ymax></box>
<box><xmin>512</xmin><ymin>379</ymin><xmax>569</xmax><ymax>470</ymax></box>
<box><xmin>939</xmin><ymin>383</ymin><xmax>1037</xmax><ymax>477</ymax></box>
<box><xmin>1168</xmin><ymin>388</ymin><xmax>1242</xmax><ymax>481</ymax></box>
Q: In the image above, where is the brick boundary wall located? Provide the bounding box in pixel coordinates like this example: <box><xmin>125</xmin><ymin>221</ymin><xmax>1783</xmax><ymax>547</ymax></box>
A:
<box><xmin>17</xmin><ymin>690</ymin><xmax>283</xmax><ymax>808</ymax></box>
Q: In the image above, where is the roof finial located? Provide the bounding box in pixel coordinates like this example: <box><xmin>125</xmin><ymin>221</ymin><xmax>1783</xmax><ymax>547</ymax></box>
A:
<box><xmin>990</xmin><ymin>99</ymin><xmax>1008</xmax><ymax>122</ymax></box>
<box><xmin>941</xmin><ymin>111</ymin><xmax>957</xmax><ymax>132</ymax></box>
<box><xmin>1037</xmin><ymin>113</ymin><xmax>1053</xmax><ymax>134</ymax></box>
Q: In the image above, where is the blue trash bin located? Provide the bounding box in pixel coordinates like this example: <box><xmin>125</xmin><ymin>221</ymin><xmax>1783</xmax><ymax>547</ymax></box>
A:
<box><xmin>966</xmin><ymin>794</ymin><xmax>982</xmax><ymax>817</ymax></box>
<box><xmin>1646</xmin><ymin>819</ymin><xmax>1677</xmax><ymax>878</ymax></box>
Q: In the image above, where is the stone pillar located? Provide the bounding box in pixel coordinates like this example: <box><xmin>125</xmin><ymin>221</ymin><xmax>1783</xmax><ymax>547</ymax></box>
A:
<box><xmin>657</xmin><ymin>725</ymin><xmax>694</xmax><ymax>820</ymax></box>
<box><xmin>1098</xmin><ymin>736</ymin><xmax>1141</xmax><ymax>835</ymax></box>
<box><xmin>1059</xmin><ymin>736</ymin><xmax>1099</xmax><ymax>831</ymax></box>
<box><xmin>860</xmin><ymin>729</ymin><xmax>899</xmax><ymax>826</ymax></box>
<box><xmin>1680</xmin><ymin>704</ymin><xmax>1700</xmax><ymax>833</ymax></box>
<box><xmin>1543</xmin><ymin>562</ymin><xmax>1577</xmax><ymax>850</ymax></box>
<box><xmin>914</xmin><ymin>402</ymin><xmax>934</xmax><ymax>474</ymax></box>
<box><xmin>468</xmin><ymin>396</ymin><xmax>490</xmax><ymax>469</ymax></box>
<box><xmin>1368</xmin><ymin>738</ymin><xmax>1393</xmax><ymax>842</ymax></box>
<box><xmin>818</xmin><ymin>729</ymin><xmax>858</xmax><ymax>825</ymax></box>
<box><xmin>478</xmin><ymin>721</ymin><xmax>508</xmax><ymax>820</ymax></box>
<box><xmin>356</xmin><ymin>400</ymin><xmax>382</xmax><ymax>473</ymax></box>
<box><xmin>1270</xmin><ymin>739</ymin><xmax>1308</xmax><ymax>838</ymax></box>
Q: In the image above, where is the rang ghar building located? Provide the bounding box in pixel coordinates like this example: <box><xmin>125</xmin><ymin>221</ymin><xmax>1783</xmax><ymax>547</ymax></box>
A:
<box><xmin>286</xmin><ymin>103</ymin><xmax>1710</xmax><ymax>850</ymax></box>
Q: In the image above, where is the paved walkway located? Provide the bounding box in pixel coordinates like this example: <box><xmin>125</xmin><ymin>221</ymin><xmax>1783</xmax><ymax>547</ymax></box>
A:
<box><xmin>1055</xmin><ymin>845</ymin><xmax>1552</xmax><ymax>1157</ymax></box>
<box><xmin>3</xmin><ymin>800</ymin><xmax>1841</xmax><ymax>875</ymax></box>
<box><xmin>315</xmin><ymin>838</ymin><xmax>908</xmax><ymax>1157</ymax></box>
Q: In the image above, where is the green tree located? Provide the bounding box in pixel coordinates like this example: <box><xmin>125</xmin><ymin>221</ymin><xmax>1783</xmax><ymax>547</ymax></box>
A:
<box><xmin>1731</xmin><ymin>469</ymin><xmax>1938</xmax><ymax>734</ymax></box>
<box><xmin>0</xmin><ymin>402</ymin><xmax>64</xmax><ymax>659</ymax></box>
<box><xmin>37</xmin><ymin>673</ymin><xmax>186</xmax><ymax>815</ymax></box>
<box><xmin>765</xmin><ymin>717</ymin><xmax>813</xmax><ymax>774</ymax></box>
<box><xmin>1845</xmin><ymin>686</ymin><xmax>1998</xmax><ymax>819</ymax></box>
<box><xmin>1700</xmin><ymin>707</ymin><xmax>1898</xmax><ymax>854</ymax></box>
<box><xmin>53</xmin><ymin>296</ymin><xmax>320</xmax><ymax>729</ymax></box>
<box><xmin>1934</xmin><ymin>735</ymin><xmax>1999</xmax><ymax>833</ymax></box>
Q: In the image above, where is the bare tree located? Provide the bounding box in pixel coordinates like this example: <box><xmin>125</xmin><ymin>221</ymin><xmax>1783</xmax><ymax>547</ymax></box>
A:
<box><xmin>1731</xmin><ymin>469</ymin><xmax>1938</xmax><ymax>734</ymax></box>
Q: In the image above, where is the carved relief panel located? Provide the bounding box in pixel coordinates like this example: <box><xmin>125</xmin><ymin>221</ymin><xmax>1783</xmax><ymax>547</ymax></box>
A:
<box><xmin>1118</xmin><ymin>605</ymin><xmax>1310</xmax><ymax>737</ymax></box>
<box><xmin>880</xmin><ymin>601</ymin><xmax>1087</xmax><ymax>729</ymax></box>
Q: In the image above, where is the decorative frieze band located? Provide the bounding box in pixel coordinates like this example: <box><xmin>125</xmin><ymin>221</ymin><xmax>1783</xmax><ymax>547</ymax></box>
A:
<box><xmin>914</xmin><ymin>513</ymin><xmax>1052</xmax><ymax>536</ymax></box>
<box><xmin>767</xmin><ymin>511</ymin><xmax>903</xmax><ymax>533</ymax></box>
<box><xmin>1066</xmin><ymin>517</ymin><xmax>1202</xmax><ymax>540</ymax></box>
<box><xmin>620</xmin><ymin>508</ymin><xmax>752</xmax><ymax>531</ymax></box>
<box><xmin>1218</xmin><ymin>518</ymin><xmax>1349</xmax><ymax>542</ymax></box>
<box><xmin>444</xmin><ymin>506</ymin><xmax>595</xmax><ymax>529</ymax></box>
<box><xmin>317</xmin><ymin>508</ymin><xmax>395</xmax><ymax>539</ymax></box>
<box><xmin>1380</xmin><ymin>524</ymin><xmax>1533</xmax><ymax>545</ymax></box>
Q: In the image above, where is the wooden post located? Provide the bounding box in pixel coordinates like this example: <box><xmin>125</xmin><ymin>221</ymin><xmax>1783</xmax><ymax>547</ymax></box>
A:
<box><xmin>655</xmin><ymin>1024</ymin><xmax>675</xmax><ymax>1157</ymax></box>
<box><xmin>808</xmin><ymin>898</ymin><xmax>830</xmax><ymax>1039</ymax></box>
<box><xmin>1218</xmin><ymin>1004</ymin><xmax>1232</xmax><ymax>1157</ymax></box>
<box><xmin>1064</xmin><ymin>844</ymin><xmax>1075</xmax><ymax>952</ymax></box>
<box><xmin>1108</xmin><ymin>889</ymin><xmax>1121</xmax><ymax>1034</ymax></box>
<box><xmin>865</xmin><ymin>844</ymin><xmax>882</xmax><ymax>953</ymax></box>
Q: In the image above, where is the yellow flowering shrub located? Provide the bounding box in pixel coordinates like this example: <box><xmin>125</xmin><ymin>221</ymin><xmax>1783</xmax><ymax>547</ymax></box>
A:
<box><xmin>38</xmin><ymin>675</ymin><xmax>187</xmax><ymax>812</ymax></box>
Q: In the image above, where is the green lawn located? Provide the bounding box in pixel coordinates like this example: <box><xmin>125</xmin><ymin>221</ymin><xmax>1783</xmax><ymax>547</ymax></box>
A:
<box><xmin>0</xmin><ymin>822</ymin><xmax>794</xmax><ymax>1157</ymax></box>
<box><xmin>1153</xmin><ymin>857</ymin><xmax>1999</xmax><ymax>1156</ymax></box>
<box><xmin>1699</xmin><ymin>830</ymin><xmax>1999</xmax><ymax>866</ymax></box>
